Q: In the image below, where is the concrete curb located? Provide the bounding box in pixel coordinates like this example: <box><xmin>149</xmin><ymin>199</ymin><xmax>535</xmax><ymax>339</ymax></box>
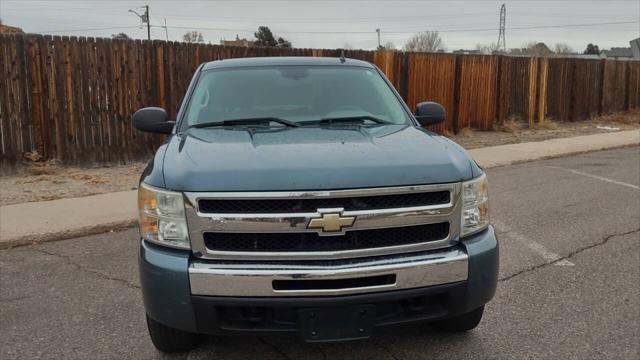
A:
<box><xmin>469</xmin><ymin>129</ymin><xmax>640</xmax><ymax>169</ymax></box>
<box><xmin>1</xmin><ymin>190</ymin><xmax>137</xmax><ymax>250</ymax></box>
<box><xmin>0</xmin><ymin>220</ymin><xmax>136</xmax><ymax>250</ymax></box>
<box><xmin>1</xmin><ymin>130</ymin><xmax>638</xmax><ymax>249</ymax></box>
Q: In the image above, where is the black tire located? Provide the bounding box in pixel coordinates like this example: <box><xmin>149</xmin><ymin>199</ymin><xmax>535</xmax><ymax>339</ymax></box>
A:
<box><xmin>434</xmin><ymin>306</ymin><xmax>484</xmax><ymax>332</ymax></box>
<box><xmin>146</xmin><ymin>314</ymin><xmax>201</xmax><ymax>353</ymax></box>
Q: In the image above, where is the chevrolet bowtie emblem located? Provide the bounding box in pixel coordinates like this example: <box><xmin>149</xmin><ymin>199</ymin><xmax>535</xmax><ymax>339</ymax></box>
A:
<box><xmin>308</xmin><ymin>212</ymin><xmax>356</xmax><ymax>233</ymax></box>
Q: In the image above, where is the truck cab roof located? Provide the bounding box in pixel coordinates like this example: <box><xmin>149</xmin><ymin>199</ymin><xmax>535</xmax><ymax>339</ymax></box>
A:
<box><xmin>201</xmin><ymin>56</ymin><xmax>375</xmax><ymax>71</ymax></box>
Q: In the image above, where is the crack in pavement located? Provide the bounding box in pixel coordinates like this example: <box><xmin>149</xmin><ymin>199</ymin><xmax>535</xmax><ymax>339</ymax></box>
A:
<box><xmin>0</xmin><ymin>295</ymin><xmax>33</xmax><ymax>303</ymax></box>
<box><xmin>34</xmin><ymin>248</ymin><xmax>140</xmax><ymax>290</ymax></box>
<box><xmin>257</xmin><ymin>336</ymin><xmax>293</xmax><ymax>360</ymax></box>
<box><xmin>499</xmin><ymin>227</ymin><xmax>640</xmax><ymax>282</ymax></box>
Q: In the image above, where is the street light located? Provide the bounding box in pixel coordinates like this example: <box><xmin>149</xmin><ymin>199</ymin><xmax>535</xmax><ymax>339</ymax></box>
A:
<box><xmin>128</xmin><ymin>6</ymin><xmax>150</xmax><ymax>40</ymax></box>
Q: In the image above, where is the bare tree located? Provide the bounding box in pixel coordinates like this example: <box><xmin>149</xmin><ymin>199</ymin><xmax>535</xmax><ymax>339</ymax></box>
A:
<box><xmin>474</xmin><ymin>42</ymin><xmax>500</xmax><ymax>55</ymax></box>
<box><xmin>403</xmin><ymin>31</ymin><xmax>444</xmax><ymax>52</ymax></box>
<box><xmin>342</xmin><ymin>43</ymin><xmax>354</xmax><ymax>50</ymax></box>
<box><xmin>182</xmin><ymin>31</ymin><xmax>204</xmax><ymax>43</ymax></box>
<box><xmin>552</xmin><ymin>43</ymin><xmax>574</xmax><ymax>55</ymax></box>
<box><xmin>510</xmin><ymin>41</ymin><xmax>552</xmax><ymax>57</ymax></box>
<box><xmin>383</xmin><ymin>41</ymin><xmax>397</xmax><ymax>51</ymax></box>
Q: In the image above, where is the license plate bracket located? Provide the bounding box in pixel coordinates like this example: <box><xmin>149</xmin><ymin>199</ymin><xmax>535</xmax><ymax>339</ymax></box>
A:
<box><xmin>298</xmin><ymin>304</ymin><xmax>376</xmax><ymax>342</ymax></box>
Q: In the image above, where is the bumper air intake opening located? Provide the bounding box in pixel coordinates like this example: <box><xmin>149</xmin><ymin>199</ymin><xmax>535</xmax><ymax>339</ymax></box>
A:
<box><xmin>272</xmin><ymin>274</ymin><xmax>396</xmax><ymax>291</ymax></box>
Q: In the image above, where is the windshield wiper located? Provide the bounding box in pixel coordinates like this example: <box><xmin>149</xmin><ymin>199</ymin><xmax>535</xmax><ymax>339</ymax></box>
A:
<box><xmin>191</xmin><ymin>117</ymin><xmax>300</xmax><ymax>128</ymax></box>
<box><xmin>301</xmin><ymin>115</ymin><xmax>390</xmax><ymax>126</ymax></box>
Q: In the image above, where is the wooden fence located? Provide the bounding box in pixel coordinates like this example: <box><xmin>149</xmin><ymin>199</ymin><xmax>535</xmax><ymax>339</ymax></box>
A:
<box><xmin>1</xmin><ymin>34</ymin><xmax>639</xmax><ymax>171</ymax></box>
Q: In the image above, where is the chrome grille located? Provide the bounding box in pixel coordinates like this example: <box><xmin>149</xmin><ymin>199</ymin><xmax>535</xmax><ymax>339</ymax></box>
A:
<box><xmin>198</xmin><ymin>191</ymin><xmax>450</xmax><ymax>214</ymax></box>
<box><xmin>185</xmin><ymin>183</ymin><xmax>461</xmax><ymax>261</ymax></box>
<box><xmin>203</xmin><ymin>223</ymin><xmax>450</xmax><ymax>252</ymax></box>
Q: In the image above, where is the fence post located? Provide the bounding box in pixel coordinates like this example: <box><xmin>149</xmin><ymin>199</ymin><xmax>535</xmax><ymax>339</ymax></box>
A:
<box><xmin>28</xmin><ymin>35</ymin><xmax>45</xmax><ymax>159</ymax></box>
<box><xmin>536</xmin><ymin>57</ymin><xmax>549</xmax><ymax>125</ymax></box>
<box><xmin>624</xmin><ymin>61</ymin><xmax>631</xmax><ymax>111</ymax></box>
<box><xmin>527</xmin><ymin>57</ymin><xmax>537</xmax><ymax>126</ymax></box>
<box><xmin>400</xmin><ymin>52</ymin><xmax>410</xmax><ymax>101</ymax></box>
<box><xmin>496</xmin><ymin>55</ymin><xmax>504</xmax><ymax>127</ymax></box>
<box><xmin>452</xmin><ymin>54</ymin><xmax>462</xmax><ymax>134</ymax></box>
<box><xmin>598</xmin><ymin>59</ymin><xmax>606</xmax><ymax>116</ymax></box>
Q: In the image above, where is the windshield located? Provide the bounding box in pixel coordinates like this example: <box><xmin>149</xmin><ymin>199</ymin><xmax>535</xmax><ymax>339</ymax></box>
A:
<box><xmin>184</xmin><ymin>66</ymin><xmax>409</xmax><ymax>126</ymax></box>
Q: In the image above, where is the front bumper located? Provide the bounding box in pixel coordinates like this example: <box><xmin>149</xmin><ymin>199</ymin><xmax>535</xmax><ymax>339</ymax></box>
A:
<box><xmin>139</xmin><ymin>225</ymin><xmax>498</xmax><ymax>336</ymax></box>
<box><xmin>189</xmin><ymin>246</ymin><xmax>467</xmax><ymax>297</ymax></box>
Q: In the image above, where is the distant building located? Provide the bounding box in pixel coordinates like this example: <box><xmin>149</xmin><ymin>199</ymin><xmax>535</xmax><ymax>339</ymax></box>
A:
<box><xmin>510</xmin><ymin>42</ymin><xmax>553</xmax><ymax>57</ymax></box>
<box><xmin>220</xmin><ymin>34</ymin><xmax>253</xmax><ymax>47</ymax></box>
<box><xmin>629</xmin><ymin>38</ymin><xmax>640</xmax><ymax>60</ymax></box>
<box><xmin>0</xmin><ymin>23</ymin><xmax>24</xmax><ymax>34</ymax></box>
<box><xmin>600</xmin><ymin>47</ymin><xmax>634</xmax><ymax>59</ymax></box>
<box><xmin>452</xmin><ymin>49</ymin><xmax>482</xmax><ymax>55</ymax></box>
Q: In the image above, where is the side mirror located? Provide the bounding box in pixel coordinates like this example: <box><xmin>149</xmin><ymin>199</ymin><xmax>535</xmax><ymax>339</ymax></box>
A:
<box><xmin>132</xmin><ymin>107</ymin><xmax>175</xmax><ymax>134</ymax></box>
<box><xmin>415</xmin><ymin>101</ymin><xmax>446</xmax><ymax>126</ymax></box>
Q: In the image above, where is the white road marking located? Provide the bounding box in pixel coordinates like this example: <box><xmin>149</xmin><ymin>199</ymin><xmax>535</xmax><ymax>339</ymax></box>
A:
<box><xmin>548</xmin><ymin>166</ymin><xmax>640</xmax><ymax>191</ymax></box>
<box><xmin>492</xmin><ymin>220</ymin><xmax>574</xmax><ymax>266</ymax></box>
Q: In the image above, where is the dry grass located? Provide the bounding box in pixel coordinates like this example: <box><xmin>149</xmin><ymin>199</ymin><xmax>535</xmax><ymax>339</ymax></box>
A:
<box><xmin>441</xmin><ymin>128</ymin><xmax>454</xmax><ymax>137</ymax></box>
<box><xmin>23</xmin><ymin>150</ymin><xmax>42</xmax><ymax>162</ymax></box>
<box><xmin>458</xmin><ymin>127</ymin><xmax>474</xmax><ymax>137</ymax></box>
<box><xmin>24</xmin><ymin>160</ymin><xmax>62</xmax><ymax>176</ymax></box>
<box><xmin>496</xmin><ymin>117</ymin><xmax>526</xmax><ymax>134</ymax></box>
<box><xmin>597</xmin><ymin>109</ymin><xmax>640</xmax><ymax>125</ymax></box>
<box><xmin>533</xmin><ymin>119</ymin><xmax>559</xmax><ymax>130</ymax></box>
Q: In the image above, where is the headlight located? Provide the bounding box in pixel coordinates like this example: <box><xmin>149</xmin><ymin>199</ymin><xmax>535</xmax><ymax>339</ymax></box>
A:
<box><xmin>460</xmin><ymin>173</ymin><xmax>489</xmax><ymax>237</ymax></box>
<box><xmin>138</xmin><ymin>183</ymin><xmax>190</xmax><ymax>249</ymax></box>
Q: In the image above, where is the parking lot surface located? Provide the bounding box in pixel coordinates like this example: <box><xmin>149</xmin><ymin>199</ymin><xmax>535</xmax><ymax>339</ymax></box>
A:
<box><xmin>1</xmin><ymin>147</ymin><xmax>639</xmax><ymax>359</ymax></box>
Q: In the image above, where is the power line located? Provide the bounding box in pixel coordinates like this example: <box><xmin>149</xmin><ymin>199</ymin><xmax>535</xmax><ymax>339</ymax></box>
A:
<box><xmin>39</xmin><ymin>26</ymin><xmax>141</xmax><ymax>34</ymax></box>
<box><xmin>35</xmin><ymin>19</ymin><xmax>638</xmax><ymax>36</ymax></box>
<box><xmin>153</xmin><ymin>20</ymin><xmax>637</xmax><ymax>35</ymax></box>
<box><xmin>149</xmin><ymin>12</ymin><xmax>496</xmax><ymax>23</ymax></box>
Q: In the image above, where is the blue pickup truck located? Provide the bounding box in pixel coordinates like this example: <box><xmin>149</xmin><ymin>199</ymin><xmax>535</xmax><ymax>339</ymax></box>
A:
<box><xmin>133</xmin><ymin>57</ymin><xmax>498</xmax><ymax>353</ymax></box>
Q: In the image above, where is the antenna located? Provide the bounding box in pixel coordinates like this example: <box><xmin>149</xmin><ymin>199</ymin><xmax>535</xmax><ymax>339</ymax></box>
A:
<box><xmin>340</xmin><ymin>49</ymin><xmax>346</xmax><ymax>63</ymax></box>
<box><xmin>497</xmin><ymin>4</ymin><xmax>506</xmax><ymax>52</ymax></box>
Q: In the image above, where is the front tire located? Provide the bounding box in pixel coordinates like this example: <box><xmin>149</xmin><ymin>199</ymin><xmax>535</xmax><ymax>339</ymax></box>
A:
<box><xmin>434</xmin><ymin>306</ymin><xmax>484</xmax><ymax>332</ymax></box>
<box><xmin>146</xmin><ymin>314</ymin><xmax>201</xmax><ymax>353</ymax></box>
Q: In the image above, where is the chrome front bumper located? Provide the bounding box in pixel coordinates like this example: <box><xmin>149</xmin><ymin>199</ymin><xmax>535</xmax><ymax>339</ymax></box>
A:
<box><xmin>189</xmin><ymin>246</ymin><xmax>468</xmax><ymax>297</ymax></box>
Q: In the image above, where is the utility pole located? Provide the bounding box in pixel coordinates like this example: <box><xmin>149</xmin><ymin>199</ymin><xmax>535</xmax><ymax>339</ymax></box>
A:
<box><xmin>497</xmin><ymin>4</ymin><xmax>506</xmax><ymax>52</ymax></box>
<box><xmin>145</xmin><ymin>5</ymin><xmax>150</xmax><ymax>41</ymax></box>
<box><xmin>163</xmin><ymin>18</ymin><xmax>169</xmax><ymax>41</ymax></box>
<box><xmin>128</xmin><ymin>5</ymin><xmax>150</xmax><ymax>41</ymax></box>
<box><xmin>376</xmin><ymin>28</ymin><xmax>381</xmax><ymax>49</ymax></box>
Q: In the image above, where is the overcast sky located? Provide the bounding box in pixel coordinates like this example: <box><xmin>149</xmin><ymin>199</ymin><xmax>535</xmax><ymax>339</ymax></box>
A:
<box><xmin>1</xmin><ymin>0</ymin><xmax>638</xmax><ymax>52</ymax></box>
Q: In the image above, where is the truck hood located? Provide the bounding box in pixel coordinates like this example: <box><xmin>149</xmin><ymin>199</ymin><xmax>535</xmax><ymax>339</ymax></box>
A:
<box><xmin>161</xmin><ymin>125</ymin><xmax>479</xmax><ymax>192</ymax></box>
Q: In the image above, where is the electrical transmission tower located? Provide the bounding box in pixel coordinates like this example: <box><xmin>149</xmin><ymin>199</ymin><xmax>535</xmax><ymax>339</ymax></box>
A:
<box><xmin>497</xmin><ymin>4</ymin><xmax>506</xmax><ymax>52</ymax></box>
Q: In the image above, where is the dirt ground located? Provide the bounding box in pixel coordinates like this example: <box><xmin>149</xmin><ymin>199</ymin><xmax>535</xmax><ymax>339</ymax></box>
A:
<box><xmin>449</xmin><ymin>111</ymin><xmax>640</xmax><ymax>149</ymax></box>
<box><xmin>1</xmin><ymin>162</ymin><xmax>146</xmax><ymax>206</ymax></box>
<box><xmin>1</xmin><ymin>111</ymin><xmax>638</xmax><ymax>206</ymax></box>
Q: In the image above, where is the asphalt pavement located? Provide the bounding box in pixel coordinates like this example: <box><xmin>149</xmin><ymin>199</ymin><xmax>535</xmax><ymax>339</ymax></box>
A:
<box><xmin>1</xmin><ymin>147</ymin><xmax>639</xmax><ymax>360</ymax></box>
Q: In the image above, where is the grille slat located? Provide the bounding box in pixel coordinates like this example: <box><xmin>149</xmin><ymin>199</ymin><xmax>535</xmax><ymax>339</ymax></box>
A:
<box><xmin>203</xmin><ymin>223</ymin><xmax>449</xmax><ymax>253</ymax></box>
<box><xmin>198</xmin><ymin>191</ymin><xmax>450</xmax><ymax>214</ymax></box>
